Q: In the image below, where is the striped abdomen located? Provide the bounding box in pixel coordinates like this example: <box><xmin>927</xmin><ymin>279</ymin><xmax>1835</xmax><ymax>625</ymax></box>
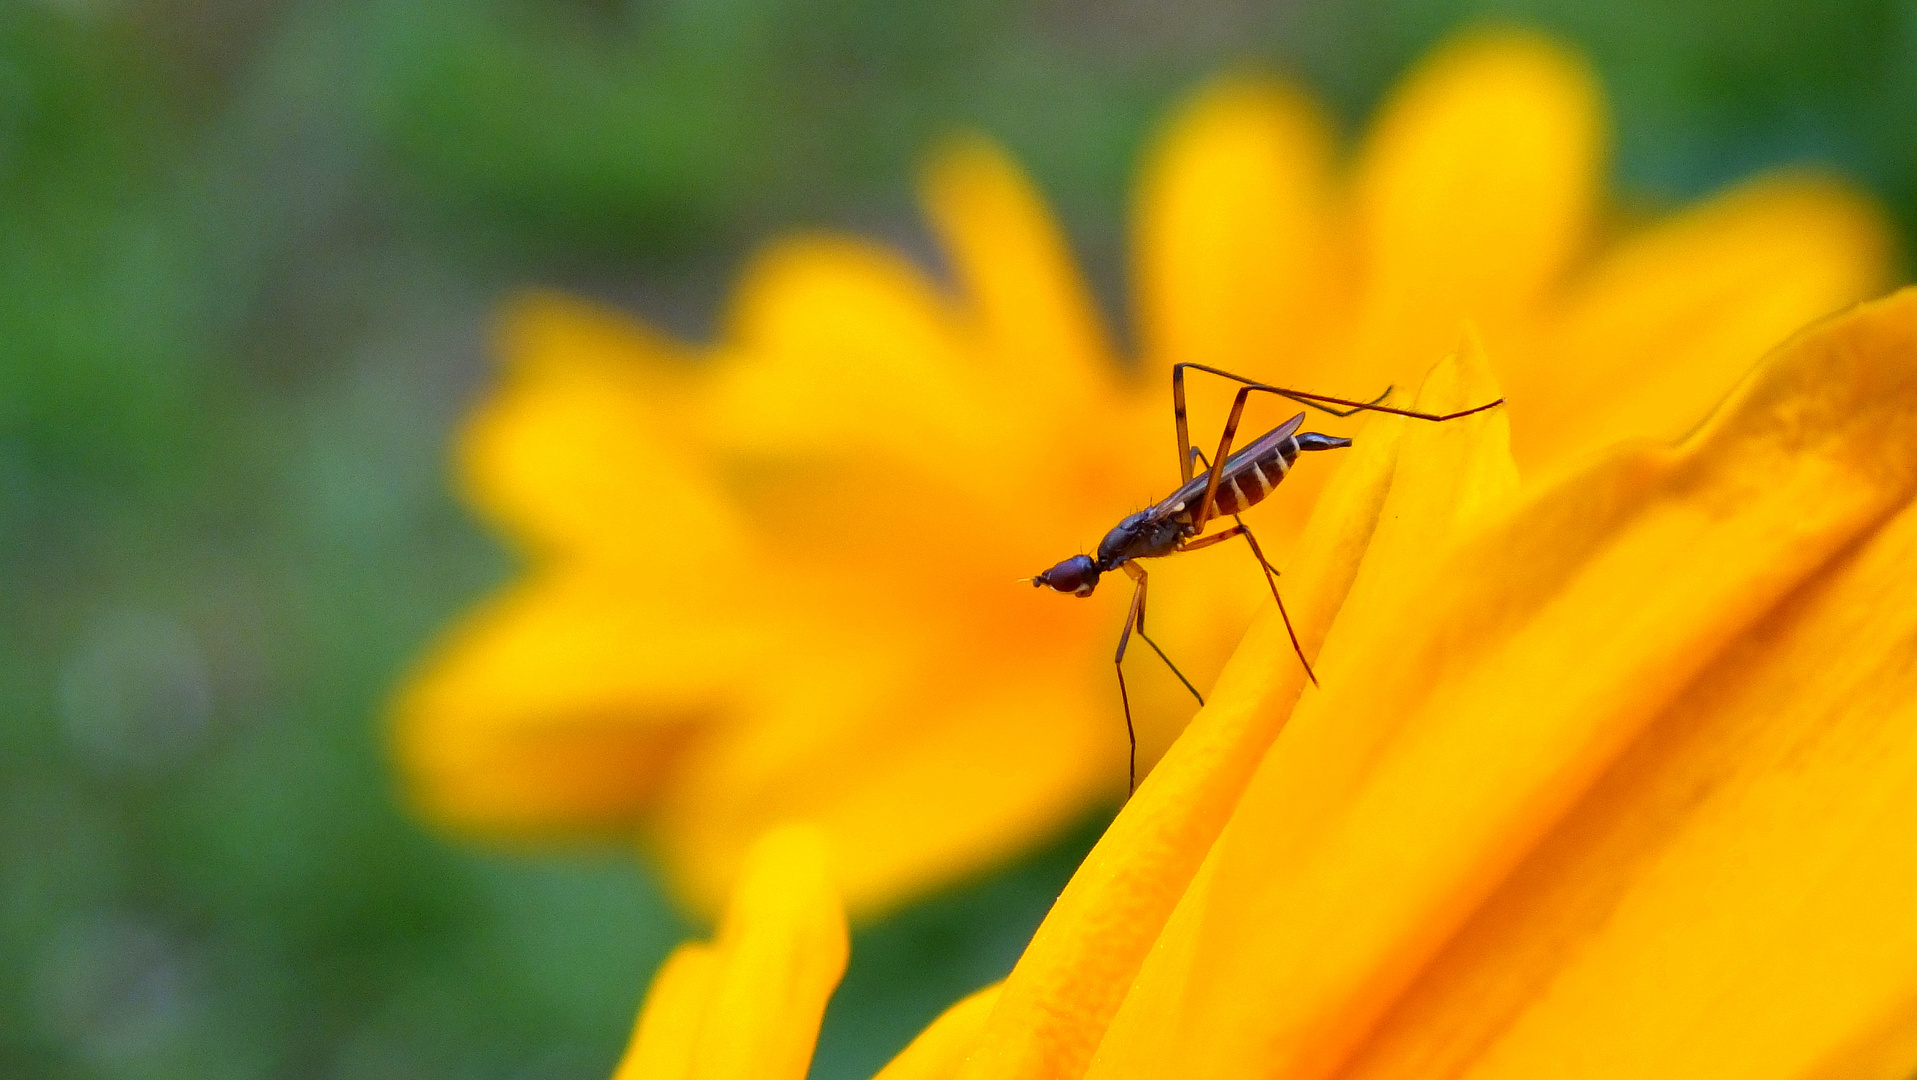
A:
<box><xmin>1152</xmin><ymin>413</ymin><xmax>1351</xmax><ymax>527</ymax></box>
<box><xmin>1202</xmin><ymin>430</ymin><xmax>1301</xmax><ymax>516</ymax></box>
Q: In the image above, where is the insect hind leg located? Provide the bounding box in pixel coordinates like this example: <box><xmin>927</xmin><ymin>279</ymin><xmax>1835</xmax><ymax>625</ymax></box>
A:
<box><xmin>1178</xmin><ymin>518</ymin><xmax>1319</xmax><ymax>687</ymax></box>
<box><xmin>1181</xmin><ymin>446</ymin><xmax>1318</xmax><ymax>686</ymax></box>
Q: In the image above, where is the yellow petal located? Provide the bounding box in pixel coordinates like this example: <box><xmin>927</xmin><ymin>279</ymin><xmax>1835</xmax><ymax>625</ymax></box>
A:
<box><xmin>1338</xmin><ymin>477</ymin><xmax>1917</xmax><ymax>1080</ymax></box>
<box><xmin>874</xmin><ymin>983</ymin><xmax>1006</xmax><ymax>1080</ymax></box>
<box><xmin>714</xmin><ymin>235</ymin><xmax>969</xmax><ymax>456</ymax></box>
<box><xmin>502</xmin><ymin>288</ymin><xmax>698</xmax><ymax>382</ymax></box>
<box><xmin>962</xmin><ymin>340</ymin><xmax>1509</xmax><ymax>1080</ymax></box>
<box><xmin>1090</xmin><ymin>289</ymin><xmax>1917</xmax><ymax>1080</ymax></box>
<box><xmin>1513</xmin><ymin>171</ymin><xmax>1890</xmax><ymax>472</ymax></box>
<box><xmin>1133</xmin><ymin>74</ymin><xmax>1342</xmax><ymax>383</ymax></box>
<box><xmin>690</xmin><ymin>824</ymin><xmax>848</xmax><ymax>1080</ymax></box>
<box><xmin>1347</xmin><ymin>28</ymin><xmax>1601</xmax><ymax>392</ymax></box>
<box><xmin>707</xmin><ymin>234</ymin><xmax>1051</xmax><ymax>515</ymax></box>
<box><xmin>1319</xmin><ymin>329</ymin><xmax>1518</xmax><ymax>645</ymax></box>
<box><xmin>1801</xmin><ymin>997</ymin><xmax>1917</xmax><ymax>1080</ymax></box>
<box><xmin>658</xmin><ymin>658</ymin><xmax>1111</xmax><ymax>919</ymax></box>
<box><xmin>465</xmin><ymin>292</ymin><xmax>738</xmax><ymax>564</ymax></box>
<box><xmin>393</xmin><ymin>569</ymin><xmax>772</xmax><ymax>834</ymax></box>
<box><xmin>921</xmin><ymin>134</ymin><xmax>1117</xmax><ymax>415</ymax></box>
<box><xmin>613</xmin><ymin>943</ymin><xmax>720</xmax><ymax>1080</ymax></box>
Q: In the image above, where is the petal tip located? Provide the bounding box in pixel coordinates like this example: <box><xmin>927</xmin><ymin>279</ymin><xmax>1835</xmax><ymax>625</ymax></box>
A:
<box><xmin>1413</xmin><ymin>324</ymin><xmax>1506</xmax><ymax>415</ymax></box>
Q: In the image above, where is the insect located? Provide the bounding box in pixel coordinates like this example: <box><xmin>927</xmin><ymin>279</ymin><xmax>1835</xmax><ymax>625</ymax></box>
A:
<box><xmin>1028</xmin><ymin>362</ymin><xmax>1505</xmax><ymax>791</ymax></box>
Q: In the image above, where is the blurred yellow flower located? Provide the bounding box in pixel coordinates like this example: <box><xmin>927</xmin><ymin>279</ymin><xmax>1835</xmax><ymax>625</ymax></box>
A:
<box><xmin>391</xmin><ymin>27</ymin><xmax>1890</xmax><ymax>917</ymax></box>
<box><xmin>959</xmin><ymin>290</ymin><xmax>1917</xmax><ymax>1080</ymax></box>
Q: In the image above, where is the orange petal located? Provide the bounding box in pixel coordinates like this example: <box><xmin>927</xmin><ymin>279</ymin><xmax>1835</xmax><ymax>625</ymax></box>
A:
<box><xmin>1512</xmin><ymin>171</ymin><xmax>1890</xmax><ymax>473</ymax></box>
<box><xmin>1133</xmin><ymin>74</ymin><xmax>1341</xmax><ymax>384</ymax></box>
<box><xmin>393</xmin><ymin>569</ymin><xmax>772</xmax><ymax>834</ymax></box>
<box><xmin>1347</xmin><ymin>28</ymin><xmax>1602</xmax><ymax>392</ymax></box>
<box><xmin>689</xmin><ymin>824</ymin><xmax>849</xmax><ymax>1080</ymax></box>
<box><xmin>1090</xmin><ymin>289</ymin><xmax>1917</xmax><ymax>1080</ymax></box>
<box><xmin>961</xmin><ymin>339</ymin><xmax>1510</xmax><ymax>1080</ymax></box>
<box><xmin>874</xmin><ymin>984</ymin><xmax>1006</xmax><ymax>1080</ymax></box>
<box><xmin>465</xmin><ymin>292</ymin><xmax>737</xmax><ymax>564</ymax></box>
<box><xmin>1339</xmin><ymin>477</ymin><xmax>1917</xmax><ymax>1080</ymax></box>
<box><xmin>613</xmin><ymin>944</ymin><xmax>720</xmax><ymax>1080</ymax></box>
<box><xmin>920</xmin><ymin>134</ymin><xmax>1120</xmax><ymax>421</ymax></box>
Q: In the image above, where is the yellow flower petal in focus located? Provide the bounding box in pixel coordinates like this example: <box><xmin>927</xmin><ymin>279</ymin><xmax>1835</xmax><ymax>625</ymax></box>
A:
<box><xmin>961</xmin><ymin>334</ymin><xmax>1515</xmax><ymax>1080</ymax></box>
<box><xmin>1339</xmin><ymin>480</ymin><xmax>1917</xmax><ymax>1079</ymax></box>
<box><xmin>613</xmin><ymin>824</ymin><xmax>848</xmax><ymax>1080</ymax></box>
<box><xmin>1088</xmin><ymin>289</ymin><xmax>1917</xmax><ymax>1080</ymax></box>
<box><xmin>1321</xmin><ymin>329</ymin><xmax>1518</xmax><ymax>633</ymax></box>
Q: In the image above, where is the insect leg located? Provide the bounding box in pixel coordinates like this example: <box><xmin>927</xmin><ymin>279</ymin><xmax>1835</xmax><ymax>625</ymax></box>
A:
<box><xmin>1112</xmin><ymin>568</ymin><xmax>1143</xmax><ymax>794</ymax></box>
<box><xmin>1310</xmin><ymin>384</ymin><xmax>1396</xmax><ymax>418</ymax></box>
<box><xmin>1175</xmin><ymin>361</ymin><xmax>1196</xmax><ymax>483</ymax></box>
<box><xmin>1182</xmin><ymin>445</ymin><xmax>1317</xmax><ymax>684</ymax></box>
<box><xmin>1191</xmin><ymin>382</ymin><xmax>1258</xmax><ymax>530</ymax></box>
<box><xmin>1179</xmin><ymin>522</ymin><xmax>1319</xmax><ymax>687</ymax></box>
<box><xmin>1173</xmin><ymin>361</ymin><xmax>1504</xmax><ymax>422</ymax></box>
<box><xmin>1112</xmin><ymin>561</ymin><xmax>1204</xmax><ymax>793</ymax></box>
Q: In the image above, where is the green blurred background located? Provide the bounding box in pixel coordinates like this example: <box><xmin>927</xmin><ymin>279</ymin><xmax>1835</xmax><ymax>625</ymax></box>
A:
<box><xmin>2</xmin><ymin>1</ymin><xmax>1912</xmax><ymax>1077</ymax></box>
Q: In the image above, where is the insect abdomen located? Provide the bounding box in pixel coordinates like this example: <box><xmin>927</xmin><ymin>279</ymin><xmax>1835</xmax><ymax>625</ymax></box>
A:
<box><xmin>1210</xmin><ymin>440</ymin><xmax>1296</xmax><ymax>516</ymax></box>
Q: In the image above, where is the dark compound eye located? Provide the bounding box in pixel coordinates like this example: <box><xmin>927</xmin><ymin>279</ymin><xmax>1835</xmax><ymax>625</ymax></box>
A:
<box><xmin>1033</xmin><ymin>554</ymin><xmax>1100</xmax><ymax>597</ymax></box>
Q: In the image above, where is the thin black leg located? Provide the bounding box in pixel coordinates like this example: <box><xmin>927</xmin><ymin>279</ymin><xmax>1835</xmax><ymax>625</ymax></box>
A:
<box><xmin>1178</xmin><ymin>519</ymin><xmax>1319</xmax><ymax>687</ymax></box>
<box><xmin>1173</xmin><ymin>362</ymin><xmax>1503</xmax><ymax>424</ymax></box>
<box><xmin>1112</xmin><ymin>561</ymin><xmax>1204</xmax><ymax>794</ymax></box>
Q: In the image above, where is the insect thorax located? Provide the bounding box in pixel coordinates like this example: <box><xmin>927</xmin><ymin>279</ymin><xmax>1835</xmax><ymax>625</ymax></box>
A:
<box><xmin>1096</xmin><ymin>511</ymin><xmax>1186</xmax><ymax>567</ymax></box>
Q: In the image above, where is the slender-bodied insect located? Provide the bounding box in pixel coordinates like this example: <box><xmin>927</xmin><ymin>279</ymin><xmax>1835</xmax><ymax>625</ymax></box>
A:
<box><xmin>1027</xmin><ymin>363</ymin><xmax>1505</xmax><ymax>792</ymax></box>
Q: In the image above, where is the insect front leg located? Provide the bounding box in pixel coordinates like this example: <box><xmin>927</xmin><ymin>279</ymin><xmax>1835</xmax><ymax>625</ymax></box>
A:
<box><xmin>1111</xmin><ymin>561</ymin><xmax>1203</xmax><ymax>793</ymax></box>
<box><xmin>1190</xmin><ymin>383</ymin><xmax>1258</xmax><ymax>531</ymax></box>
